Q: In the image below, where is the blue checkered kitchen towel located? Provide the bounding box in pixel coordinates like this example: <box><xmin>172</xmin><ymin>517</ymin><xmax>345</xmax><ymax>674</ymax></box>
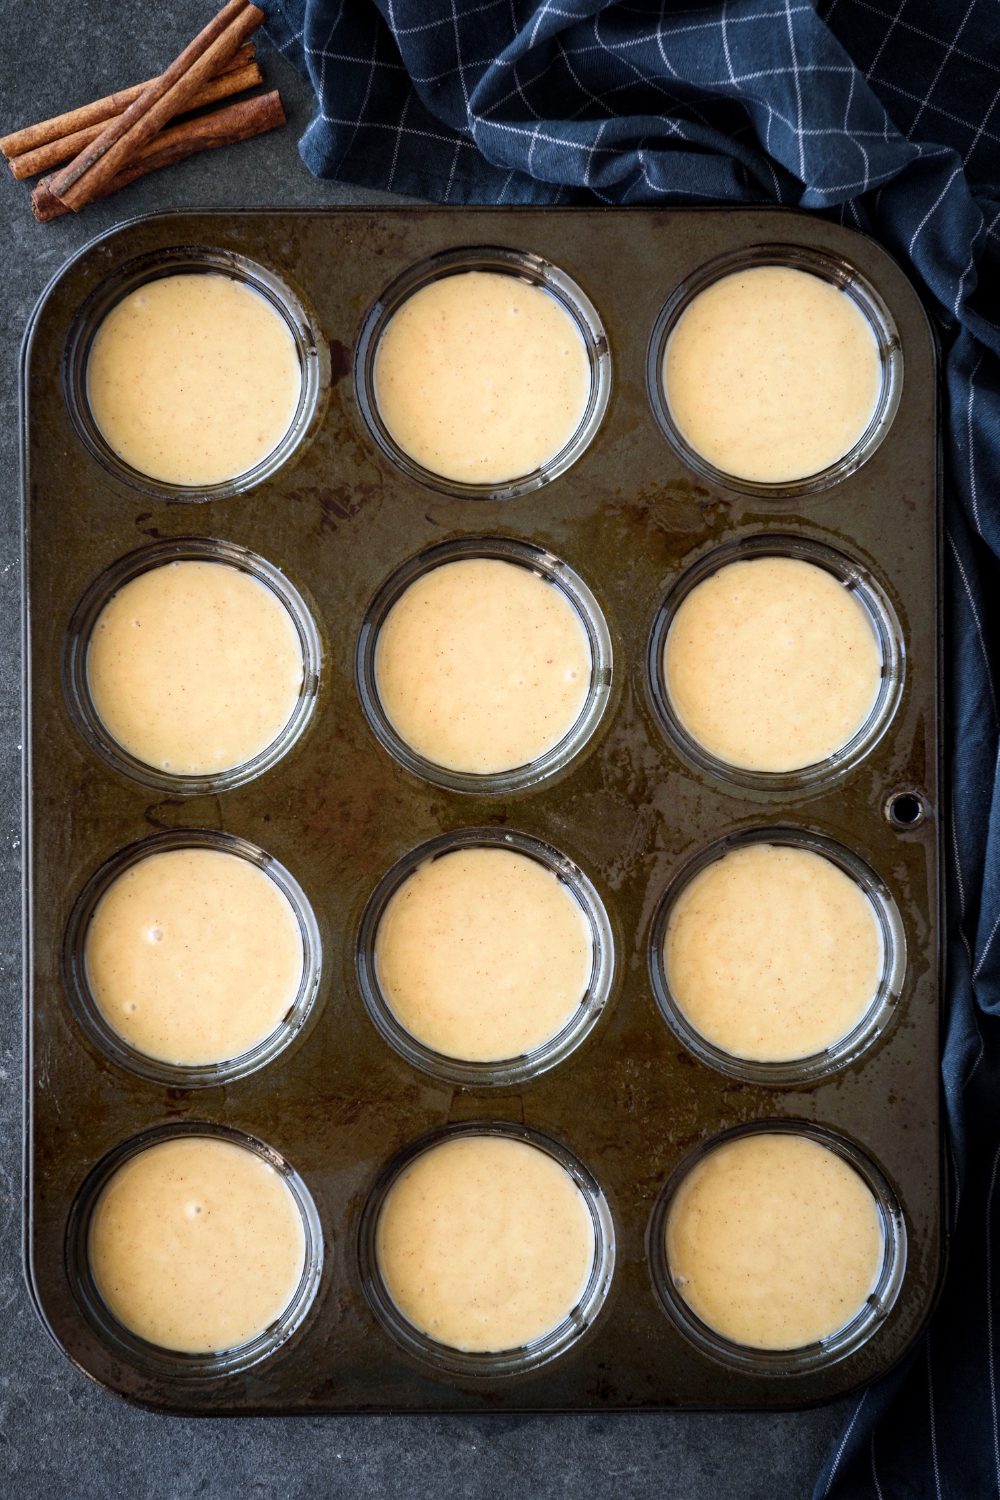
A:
<box><xmin>260</xmin><ymin>0</ymin><xmax>1000</xmax><ymax>1492</ymax></box>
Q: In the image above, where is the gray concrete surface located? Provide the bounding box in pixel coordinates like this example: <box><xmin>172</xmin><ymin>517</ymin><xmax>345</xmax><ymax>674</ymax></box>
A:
<box><xmin>0</xmin><ymin>3</ymin><xmax>851</xmax><ymax>1494</ymax></box>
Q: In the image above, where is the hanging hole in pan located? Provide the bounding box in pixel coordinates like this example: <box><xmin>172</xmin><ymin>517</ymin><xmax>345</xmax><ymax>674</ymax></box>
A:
<box><xmin>886</xmin><ymin>792</ymin><xmax>928</xmax><ymax>829</ymax></box>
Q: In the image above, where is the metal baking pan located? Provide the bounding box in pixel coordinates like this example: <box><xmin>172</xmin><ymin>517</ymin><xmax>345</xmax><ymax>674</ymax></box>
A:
<box><xmin>21</xmin><ymin>207</ymin><xmax>942</xmax><ymax>1412</ymax></box>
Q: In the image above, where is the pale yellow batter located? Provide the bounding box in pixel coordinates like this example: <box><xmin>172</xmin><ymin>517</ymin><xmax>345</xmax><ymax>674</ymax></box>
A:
<box><xmin>85</xmin><ymin>847</ymin><xmax>305</xmax><ymax>1067</ymax></box>
<box><xmin>89</xmin><ymin>1136</ymin><xmax>306</xmax><ymax>1354</ymax></box>
<box><xmin>376</xmin><ymin>1135</ymin><xmax>595</xmax><ymax>1352</ymax></box>
<box><xmin>87</xmin><ymin>273</ymin><xmax>302</xmax><ymax>486</ymax></box>
<box><xmin>374</xmin><ymin>847</ymin><xmax>593</xmax><ymax>1062</ymax></box>
<box><xmin>88</xmin><ymin>560</ymin><xmax>304</xmax><ymax>776</ymax></box>
<box><xmin>666</xmin><ymin>1133</ymin><xmax>884</xmax><ymax>1349</ymax></box>
<box><xmin>373</xmin><ymin>270</ymin><xmax>591</xmax><ymax>484</ymax></box>
<box><xmin>664</xmin><ymin>557</ymin><xmax>882</xmax><ymax>773</ymax></box>
<box><xmin>375</xmin><ymin>558</ymin><xmax>592</xmax><ymax>775</ymax></box>
<box><xmin>664</xmin><ymin>265</ymin><xmax>882</xmax><ymax>483</ymax></box>
<box><xmin>665</xmin><ymin>844</ymin><xmax>884</xmax><ymax>1062</ymax></box>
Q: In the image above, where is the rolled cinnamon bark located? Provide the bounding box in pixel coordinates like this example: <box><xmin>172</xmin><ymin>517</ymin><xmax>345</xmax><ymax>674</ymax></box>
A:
<box><xmin>9</xmin><ymin>60</ymin><xmax>263</xmax><ymax>180</ymax></box>
<box><xmin>31</xmin><ymin>92</ymin><xmax>286</xmax><ymax>223</ymax></box>
<box><xmin>49</xmin><ymin>0</ymin><xmax>264</xmax><ymax>211</ymax></box>
<box><xmin>0</xmin><ymin>43</ymin><xmax>256</xmax><ymax>161</ymax></box>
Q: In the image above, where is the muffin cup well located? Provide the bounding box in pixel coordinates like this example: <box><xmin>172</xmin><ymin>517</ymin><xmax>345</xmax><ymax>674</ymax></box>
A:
<box><xmin>63</xmin><ymin>246</ymin><xmax>328</xmax><ymax>502</ymax></box>
<box><xmin>646</xmin><ymin>1120</ymin><xmax>907</xmax><ymax>1375</ymax></box>
<box><xmin>646</xmin><ymin>243</ymin><xmax>903</xmax><ymax>500</ymax></box>
<box><xmin>646</xmin><ymin>533</ymin><xmax>904</xmax><ymax>796</ymax></box>
<box><xmin>356</xmin><ymin>535</ymin><xmax>613</xmax><ymax>795</ymax></box>
<box><xmin>63</xmin><ymin>828</ymin><xmax>323</xmax><ymax>1087</ymax></box>
<box><xmin>64</xmin><ymin>537</ymin><xmax>323</xmax><ymax>796</ymax></box>
<box><xmin>65</xmin><ymin>1122</ymin><xmax>324</xmax><ymax>1380</ymax></box>
<box><xmin>356</xmin><ymin>826</ymin><xmax>615</xmax><ymax>1085</ymax></box>
<box><xmin>648</xmin><ymin>826</ymin><xmax>906</xmax><ymax>1086</ymax></box>
<box><xmin>358</xmin><ymin>1122</ymin><xmax>615</xmax><ymax>1378</ymax></box>
<box><xmin>355</xmin><ymin>245</ymin><xmax>611</xmax><ymax>500</ymax></box>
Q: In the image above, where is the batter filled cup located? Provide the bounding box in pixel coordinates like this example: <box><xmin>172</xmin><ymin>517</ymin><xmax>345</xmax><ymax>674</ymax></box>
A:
<box><xmin>357</xmin><ymin>538</ymin><xmax>612</xmax><ymax>794</ymax></box>
<box><xmin>69</xmin><ymin>1126</ymin><xmax>323</xmax><ymax>1376</ymax></box>
<box><xmin>648</xmin><ymin>537</ymin><xmax>903</xmax><ymax>790</ymax></box>
<box><xmin>357</xmin><ymin>828</ymin><xmax>614</xmax><ymax>1084</ymax></box>
<box><xmin>647</xmin><ymin>246</ymin><xmax>901</xmax><ymax>495</ymax></box>
<box><xmin>88</xmin><ymin>274</ymin><xmax>300</xmax><ymax>486</ymax></box>
<box><xmin>650</xmin><ymin>830</ymin><xmax>905</xmax><ymax>1084</ymax></box>
<box><xmin>65</xmin><ymin>830</ymin><xmax>322</xmax><ymax>1085</ymax></box>
<box><xmin>361</xmin><ymin>1126</ymin><xmax>614</xmax><ymax>1374</ymax></box>
<box><xmin>356</xmin><ymin>248</ymin><xmax>611</xmax><ymax>498</ymax></box>
<box><xmin>648</xmin><ymin>1125</ymin><xmax>905</xmax><ymax>1372</ymax></box>
<box><xmin>64</xmin><ymin>250</ymin><xmax>325</xmax><ymax>499</ymax></box>
<box><xmin>65</xmin><ymin>540</ymin><xmax>322</xmax><ymax>795</ymax></box>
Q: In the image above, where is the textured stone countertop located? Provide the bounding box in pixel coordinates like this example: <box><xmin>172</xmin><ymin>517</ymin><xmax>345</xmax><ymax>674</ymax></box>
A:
<box><xmin>0</xmin><ymin>3</ymin><xmax>849</xmax><ymax>1493</ymax></box>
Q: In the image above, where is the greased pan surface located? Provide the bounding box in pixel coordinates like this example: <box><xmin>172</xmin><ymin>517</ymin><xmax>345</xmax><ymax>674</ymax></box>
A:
<box><xmin>22</xmin><ymin>208</ymin><xmax>941</xmax><ymax>1412</ymax></box>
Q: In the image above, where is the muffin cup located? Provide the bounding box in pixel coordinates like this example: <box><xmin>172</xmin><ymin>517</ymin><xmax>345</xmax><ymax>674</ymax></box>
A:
<box><xmin>62</xmin><ymin>828</ymin><xmax>323</xmax><ymax>1087</ymax></box>
<box><xmin>65</xmin><ymin>1121</ymin><xmax>324</xmax><ymax>1380</ymax></box>
<box><xmin>646</xmin><ymin>243</ymin><xmax>903</xmax><ymax>500</ymax></box>
<box><xmin>356</xmin><ymin>535</ymin><xmax>613</xmax><ymax>795</ymax></box>
<box><xmin>646</xmin><ymin>533</ymin><xmax>905</xmax><ymax>795</ymax></box>
<box><xmin>64</xmin><ymin>537</ymin><xmax>323</xmax><ymax>796</ymax></box>
<box><xmin>648</xmin><ymin>827</ymin><xmax>906</xmax><ymax>1086</ymax></box>
<box><xmin>63</xmin><ymin>247</ymin><xmax>328</xmax><ymax>502</ymax></box>
<box><xmin>646</xmin><ymin>1120</ymin><xmax>907</xmax><ymax>1375</ymax></box>
<box><xmin>358</xmin><ymin>1122</ymin><xmax>615</xmax><ymax>1378</ymax></box>
<box><xmin>355</xmin><ymin>245</ymin><xmax>611</xmax><ymax>500</ymax></box>
<box><xmin>356</xmin><ymin>826</ymin><xmax>615</xmax><ymax>1085</ymax></box>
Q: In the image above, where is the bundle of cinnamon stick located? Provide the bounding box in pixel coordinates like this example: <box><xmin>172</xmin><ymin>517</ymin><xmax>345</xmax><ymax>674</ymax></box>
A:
<box><xmin>1</xmin><ymin>0</ymin><xmax>285</xmax><ymax>222</ymax></box>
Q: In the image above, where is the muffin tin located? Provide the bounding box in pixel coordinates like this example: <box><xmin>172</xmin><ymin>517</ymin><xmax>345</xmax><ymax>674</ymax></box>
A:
<box><xmin>21</xmin><ymin>207</ymin><xmax>941</xmax><ymax>1412</ymax></box>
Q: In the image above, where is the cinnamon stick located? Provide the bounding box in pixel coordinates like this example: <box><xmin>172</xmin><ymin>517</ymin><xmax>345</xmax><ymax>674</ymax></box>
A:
<box><xmin>31</xmin><ymin>92</ymin><xmax>286</xmax><ymax>223</ymax></box>
<box><xmin>9</xmin><ymin>59</ymin><xmax>262</xmax><ymax>180</ymax></box>
<box><xmin>49</xmin><ymin>0</ymin><xmax>264</xmax><ymax>211</ymax></box>
<box><xmin>0</xmin><ymin>43</ymin><xmax>255</xmax><ymax>160</ymax></box>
